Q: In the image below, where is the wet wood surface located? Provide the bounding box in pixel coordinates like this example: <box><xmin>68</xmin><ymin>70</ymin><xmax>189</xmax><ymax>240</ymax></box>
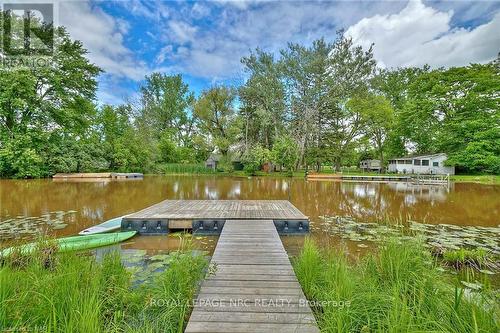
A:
<box><xmin>126</xmin><ymin>200</ymin><xmax>307</xmax><ymax>220</ymax></box>
<box><xmin>185</xmin><ymin>219</ymin><xmax>319</xmax><ymax>333</ymax></box>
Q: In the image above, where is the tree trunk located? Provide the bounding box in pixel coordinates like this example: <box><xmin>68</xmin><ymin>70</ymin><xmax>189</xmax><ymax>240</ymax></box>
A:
<box><xmin>334</xmin><ymin>157</ymin><xmax>341</xmax><ymax>172</ymax></box>
<box><xmin>379</xmin><ymin>148</ymin><xmax>384</xmax><ymax>173</ymax></box>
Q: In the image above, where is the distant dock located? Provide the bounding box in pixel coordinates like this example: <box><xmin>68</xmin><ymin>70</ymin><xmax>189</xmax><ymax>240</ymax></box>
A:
<box><xmin>307</xmin><ymin>174</ymin><xmax>410</xmax><ymax>182</ymax></box>
<box><xmin>122</xmin><ymin>200</ymin><xmax>309</xmax><ymax>235</ymax></box>
<box><xmin>53</xmin><ymin>172</ymin><xmax>143</xmax><ymax>179</ymax></box>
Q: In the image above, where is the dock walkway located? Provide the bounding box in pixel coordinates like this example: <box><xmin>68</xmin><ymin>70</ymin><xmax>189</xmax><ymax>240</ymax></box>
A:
<box><xmin>185</xmin><ymin>219</ymin><xmax>319</xmax><ymax>333</ymax></box>
<box><xmin>122</xmin><ymin>200</ymin><xmax>310</xmax><ymax>235</ymax></box>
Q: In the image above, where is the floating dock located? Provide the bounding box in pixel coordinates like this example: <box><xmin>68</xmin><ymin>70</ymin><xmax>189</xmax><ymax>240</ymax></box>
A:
<box><xmin>53</xmin><ymin>172</ymin><xmax>143</xmax><ymax>179</ymax></box>
<box><xmin>307</xmin><ymin>174</ymin><xmax>410</xmax><ymax>181</ymax></box>
<box><xmin>185</xmin><ymin>219</ymin><xmax>319</xmax><ymax>333</ymax></box>
<box><xmin>122</xmin><ymin>200</ymin><xmax>309</xmax><ymax>235</ymax></box>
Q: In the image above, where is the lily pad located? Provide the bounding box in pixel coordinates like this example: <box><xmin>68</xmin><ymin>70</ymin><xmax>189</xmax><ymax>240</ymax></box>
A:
<box><xmin>461</xmin><ymin>281</ymin><xmax>483</xmax><ymax>290</ymax></box>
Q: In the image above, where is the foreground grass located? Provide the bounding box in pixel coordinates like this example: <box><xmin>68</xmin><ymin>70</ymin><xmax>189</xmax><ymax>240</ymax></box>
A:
<box><xmin>293</xmin><ymin>239</ymin><xmax>499</xmax><ymax>332</ymax></box>
<box><xmin>0</xmin><ymin>249</ymin><xmax>207</xmax><ymax>333</ymax></box>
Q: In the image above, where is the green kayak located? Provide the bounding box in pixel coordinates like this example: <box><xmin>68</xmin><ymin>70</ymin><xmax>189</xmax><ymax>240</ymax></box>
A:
<box><xmin>0</xmin><ymin>231</ymin><xmax>137</xmax><ymax>257</ymax></box>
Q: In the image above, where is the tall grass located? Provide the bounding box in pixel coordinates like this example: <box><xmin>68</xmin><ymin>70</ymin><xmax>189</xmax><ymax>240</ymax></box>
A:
<box><xmin>164</xmin><ymin>163</ymin><xmax>216</xmax><ymax>174</ymax></box>
<box><xmin>293</xmin><ymin>238</ymin><xmax>499</xmax><ymax>332</ymax></box>
<box><xmin>0</xmin><ymin>248</ymin><xmax>207</xmax><ymax>333</ymax></box>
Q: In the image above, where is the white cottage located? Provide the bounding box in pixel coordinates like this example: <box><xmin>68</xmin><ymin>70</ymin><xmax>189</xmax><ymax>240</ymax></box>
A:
<box><xmin>388</xmin><ymin>153</ymin><xmax>454</xmax><ymax>175</ymax></box>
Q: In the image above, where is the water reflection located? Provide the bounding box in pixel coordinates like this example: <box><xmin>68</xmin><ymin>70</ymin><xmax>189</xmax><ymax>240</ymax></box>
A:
<box><xmin>0</xmin><ymin>176</ymin><xmax>498</xmax><ymax>247</ymax></box>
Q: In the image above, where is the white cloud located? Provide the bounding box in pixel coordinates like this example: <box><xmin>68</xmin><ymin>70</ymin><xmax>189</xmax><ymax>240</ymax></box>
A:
<box><xmin>191</xmin><ymin>3</ymin><xmax>211</xmax><ymax>19</ymax></box>
<box><xmin>59</xmin><ymin>1</ymin><xmax>148</xmax><ymax>80</ymax></box>
<box><xmin>167</xmin><ymin>20</ymin><xmax>198</xmax><ymax>44</ymax></box>
<box><xmin>156</xmin><ymin>45</ymin><xmax>173</xmax><ymax>64</ymax></box>
<box><xmin>151</xmin><ymin>1</ymin><xmax>407</xmax><ymax>79</ymax></box>
<box><xmin>345</xmin><ymin>0</ymin><xmax>500</xmax><ymax>68</ymax></box>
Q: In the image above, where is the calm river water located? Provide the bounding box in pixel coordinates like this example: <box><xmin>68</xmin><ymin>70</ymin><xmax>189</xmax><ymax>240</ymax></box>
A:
<box><xmin>1</xmin><ymin>175</ymin><xmax>499</xmax><ymax>255</ymax></box>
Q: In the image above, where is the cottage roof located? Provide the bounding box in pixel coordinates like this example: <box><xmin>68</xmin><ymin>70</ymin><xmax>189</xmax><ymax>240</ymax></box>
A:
<box><xmin>393</xmin><ymin>153</ymin><xmax>447</xmax><ymax>160</ymax></box>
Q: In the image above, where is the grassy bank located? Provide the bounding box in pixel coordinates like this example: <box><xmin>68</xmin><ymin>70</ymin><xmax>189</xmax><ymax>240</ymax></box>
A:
<box><xmin>163</xmin><ymin>163</ymin><xmax>217</xmax><ymax>175</ymax></box>
<box><xmin>293</xmin><ymin>239</ymin><xmax>499</xmax><ymax>332</ymax></box>
<box><xmin>161</xmin><ymin>166</ymin><xmax>499</xmax><ymax>185</ymax></box>
<box><xmin>0</xmin><ymin>248</ymin><xmax>207</xmax><ymax>332</ymax></box>
<box><xmin>450</xmin><ymin>175</ymin><xmax>500</xmax><ymax>185</ymax></box>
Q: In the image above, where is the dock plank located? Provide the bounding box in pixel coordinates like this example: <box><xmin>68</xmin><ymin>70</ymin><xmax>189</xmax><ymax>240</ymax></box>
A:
<box><xmin>125</xmin><ymin>200</ymin><xmax>307</xmax><ymax>220</ymax></box>
<box><xmin>185</xmin><ymin>219</ymin><xmax>319</xmax><ymax>333</ymax></box>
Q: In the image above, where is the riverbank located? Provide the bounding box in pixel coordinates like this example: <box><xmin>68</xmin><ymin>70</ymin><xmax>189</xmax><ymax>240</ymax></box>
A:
<box><xmin>159</xmin><ymin>170</ymin><xmax>500</xmax><ymax>185</ymax></box>
<box><xmin>293</xmin><ymin>238</ymin><xmax>499</xmax><ymax>332</ymax></box>
<box><xmin>0</xmin><ymin>247</ymin><xmax>208</xmax><ymax>332</ymax></box>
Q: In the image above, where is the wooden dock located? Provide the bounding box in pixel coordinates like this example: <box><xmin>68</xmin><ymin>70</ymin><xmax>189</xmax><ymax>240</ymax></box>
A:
<box><xmin>53</xmin><ymin>172</ymin><xmax>143</xmax><ymax>179</ymax></box>
<box><xmin>185</xmin><ymin>219</ymin><xmax>319</xmax><ymax>333</ymax></box>
<box><xmin>307</xmin><ymin>173</ymin><xmax>410</xmax><ymax>182</ymax></box>
<box><xmin>122</xmin><ymin>200</ymin><xmax>310</xmax><ymax>235</ymax></box>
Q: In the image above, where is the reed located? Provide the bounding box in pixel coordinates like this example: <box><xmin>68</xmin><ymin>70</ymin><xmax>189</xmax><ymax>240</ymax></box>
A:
<box><xmin>293</xmin><ymin>238</ymin><xmax>499</xmax><ymax>332</ymax></box>
<box><xmin>164</xmin><ymin>163</ymin><xmax>216</xmax><ymax>174</ymax></box>
<box><xmin>0</xmin><ymin>247</ymin><xmax>207</xmax><ymax>333</ymax></box>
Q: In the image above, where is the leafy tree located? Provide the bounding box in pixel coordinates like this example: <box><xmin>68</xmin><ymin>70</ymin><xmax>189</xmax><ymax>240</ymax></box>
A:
<box><xmin>322</xmin><ymin>33</ymin><xmax>376</xmax><ymax>171</ymax></box>
<box><xmin>137</xmin><ymin>73</ymin><xmax>195</xmax><ymax>143</ymax></box>
<box><xmin>402</xmin><ymin>62</ymin><xmax>499</xmax><ymax>173</ymax></box>
<box><xmin>0</xmin><ymin>11</ymin><xmax>101</xmax><ymax>178</ymax></box>
<box><xmin>241</xmin><ymin>145</ymin><xmax>271</xmax><ymax>175</ymax></box>
<box><xmin>348</xmin><ymin>93</ymin><xmax>394</xmax><ymax>170</ymax></box>
<box><xmin>280</xmin><ymin>38</ymin><xmax>333</xmax><ymax>169</ymax></box>
<box><xmin>371</xmin><ymin>67</ymin><xmax>429</xmax><ymax>157</ymax></box>
<box><xmin>271</xmin><ymin>136</ymin><xmax>299</xmax><ymax>172</ymax></box>
<box><xmin>240</xmin><ymin>49</ymin><xmax>286</xmax><ymax>149</ymax></box>
<box><xmin>194</xmin><ymin>86</ymin><xmax>241</xmax><ymax>156</ymax></box>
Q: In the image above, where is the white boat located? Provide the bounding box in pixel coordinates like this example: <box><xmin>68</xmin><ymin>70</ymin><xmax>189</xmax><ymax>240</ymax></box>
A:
<box><xmin>79</xmin><ymin>216</ymin><xmax>126</xmax><ymax>235</ymax></box>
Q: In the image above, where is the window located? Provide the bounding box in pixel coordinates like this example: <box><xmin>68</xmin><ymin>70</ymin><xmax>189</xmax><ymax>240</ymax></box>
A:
<box><xmin>414</xmin><ymin>159</ymin><xmax>421</xmax><ymax>166</ymax></box>
<box><xmin>422</xmin><ymin>160</ymin><xmax>429</xmax><ymax>166</ymax></box>
<box><xmin>405</xmin><ymin>160</ymin><xmax>412</xmax><ymax>164</ymax></box>
<box><xmin>433</xmin><ymin>162</ymin><xmax>439</xmax><ymax>167</ymax></box>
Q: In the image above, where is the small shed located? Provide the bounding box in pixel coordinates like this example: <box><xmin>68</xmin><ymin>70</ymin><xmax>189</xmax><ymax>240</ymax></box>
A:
<box><xmin>205</xmin><ymin>154</ymin><xmax>221</xmax><ymax>170</ymax></box>
<box><xmin>262</xmin><ymin>162</ymin><xmax>276</xmax><ymax>173</ymax></box>
<box><xmin>360</xmin><ymin>159</ymin><xmax>382</xmax><ymax>172</ymax></box>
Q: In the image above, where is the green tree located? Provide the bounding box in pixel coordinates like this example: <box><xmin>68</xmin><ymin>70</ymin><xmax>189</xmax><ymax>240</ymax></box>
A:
<box><xmin>371</xmin><ymin>67</ymin><xmax>429</xmax><ymax>157</ymax></box>
<box><xmin>194</xmin><ymin>86</ymin><xmax>241</xmax><ymax>156</ymax></box>
<box><xmin>241</xmin><ymin>145</ymin><xmax>271</xmax><ymax>175</ymax></box>
<box><xmin>0</xmin><ymin>12</ymin><xmax>101</xmax><ymax>178</ymax></box>
<box><xmin>322</xmin><ymin>33</ymin><xmax>376</xmax><ymax>171</ymax></box>
<box><xmin>280</xmin><ymin>38</ymin><xmax>333</xmax><ymax>169</ymax></box>
<box><xmin>402</xmin><ymin>62</ymin><xmax>499</xmax><ymax>173</ymax></box>
<box><xmin>240</xmin><ymin>49</ymin><xmax>286</xmax><ymax>149</ymax></box>
<box><xmin>271</xmin><ymin>136</ymin><xmax>299</xmax><ymax>172</ymax></box>
<box><xmin>137</xmin><ymin>73</ymin><xmax>195</xmax><ymax>145</ymax></box>
<box><xmin>348</xmin><ymin>94</ymin><xmax>394</xmax><ymax>170</ymax></box>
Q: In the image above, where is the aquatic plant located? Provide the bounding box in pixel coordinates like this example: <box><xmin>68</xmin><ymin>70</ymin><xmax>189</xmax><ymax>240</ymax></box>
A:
<box><xmin>0</xmin><ymin>210</ymin><xmax>76</xmax><ymax>240</ymax></box>
<box><xmin>293</xmin><ymin>238</ymin><xmax>499</xmax><ymax>332</ymax></box>
<box><xmin>319</xmin><ymin>215</ymin><xmax>500</xmax><ymax>255</ymax></box>
<box><xmin>441</xmin><ymin>248</ymin><xmax>499</xmax><ymax>271</ymax></box>
<box><xmin>0</xmin><ymin>245</ymin><xmax>208</xmax><ymax>333</ymax></box>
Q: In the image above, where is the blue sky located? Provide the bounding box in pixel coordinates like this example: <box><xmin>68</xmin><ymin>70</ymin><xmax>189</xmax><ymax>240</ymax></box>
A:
<box><xmin>56</xmin><ymin>0</ymin><xmax>500</xmax><ymax>105</ymax></box>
